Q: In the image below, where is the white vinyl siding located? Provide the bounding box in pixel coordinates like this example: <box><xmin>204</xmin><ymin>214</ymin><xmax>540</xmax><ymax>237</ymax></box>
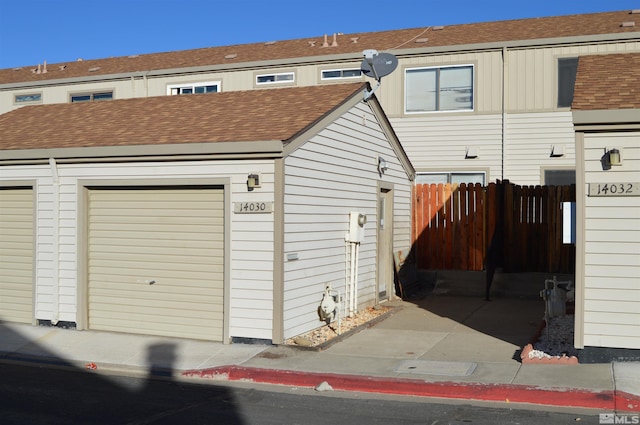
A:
<box><xmin>0</xmin><ymin>160</ymin><xmax>275</xmax><ymax>340</ymax></box>
<box><xmin>0</xmin><ymin>188</ymin><xmax>34</xmax><ymax>323</ymax></box>
<box><xmin>282</xmin><ymin>102</ymin><xmax>412</xmax><ymax>339</ymax></box>
<box><xmin>390</xmin><ymin>114</ymin><xmax>502</xmax><ymax>179</ymax></box>
<box><xmin>504</xmin><ymin>112</ymin><xmax>576</xmax><ymax>185</ymax></box>
<box><xmin>87</xmin><ymin>187</ymin><xmax>225</xmax><ymax>341</ymax></box>
<box><xmin>582</xmin><ymin>132</ymin><xmax>640</xmax><ymax>349</ymax></box>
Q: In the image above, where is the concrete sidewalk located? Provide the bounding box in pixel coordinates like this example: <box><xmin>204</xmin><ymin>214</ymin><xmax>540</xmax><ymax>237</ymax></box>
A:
<box><xmin>1</xmin><ymin>295</ymin><xmax>639</xmax><ymax>413</ymax></box>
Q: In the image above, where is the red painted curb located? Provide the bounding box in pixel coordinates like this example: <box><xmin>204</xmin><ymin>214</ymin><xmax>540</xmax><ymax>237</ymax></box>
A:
<box><xmin>183</xmin><ymin>366</ymin><xmax>640</xmax><ymax>411</ymax></box>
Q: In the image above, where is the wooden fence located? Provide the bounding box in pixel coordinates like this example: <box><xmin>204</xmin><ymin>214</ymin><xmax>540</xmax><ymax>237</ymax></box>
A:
<box><xmin>412</xmin><ymin>181</ymin><xmax>576</xmax><ymax>274</ymax></box>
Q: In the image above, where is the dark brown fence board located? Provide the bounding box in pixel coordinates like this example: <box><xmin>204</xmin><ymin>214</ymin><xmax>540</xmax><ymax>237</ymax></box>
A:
<box><xmin>412</xmin><ymin>181</ymin><xmax>575</xmax><ymax>274</ymax></box>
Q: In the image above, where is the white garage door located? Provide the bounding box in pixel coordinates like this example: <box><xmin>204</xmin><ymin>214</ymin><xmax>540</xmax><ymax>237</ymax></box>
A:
<box><xmin>88</xmin><ymin>187</ymin><xmax>225</xmax><ymax>341</ymax></box>
<box><xmin>0</xmin><ymin>188</ymin><xmax>34</xmax><ymax>324</ymax></box>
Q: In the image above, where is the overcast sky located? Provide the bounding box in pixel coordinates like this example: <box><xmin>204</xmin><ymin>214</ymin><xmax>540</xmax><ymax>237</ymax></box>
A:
<box><xmin>0</xmin><ymin>0</ymin><xmax>637</xmax><ymax>69</ymax></box>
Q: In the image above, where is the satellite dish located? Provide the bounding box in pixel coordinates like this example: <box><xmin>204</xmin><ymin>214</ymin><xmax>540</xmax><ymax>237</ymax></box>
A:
<box><xmin>360</xmin><ymin>49</ymin><xmax>399</xmax><ymax>100</ymax></box>
<box><xmin>360</xmin><ymin>50</ymin><xmax>398</xmax><ymax>81</ymax></box>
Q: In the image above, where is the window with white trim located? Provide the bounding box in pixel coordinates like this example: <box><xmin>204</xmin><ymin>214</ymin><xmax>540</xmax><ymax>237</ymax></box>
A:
<box><xmin>321</xmin><ymin>68</ymin><xmax>362</xmax><ymax>80</ymax></box>
<box><xmin>405</xmin><ymin>65</ymin><xmax>473</xmax><ymax>113</ymax></box>
<box><xmin>416</xmin><ymin>171</ymin><xmax>485</xmax><ymax>185</ymax></box>
<box><xmin>70</xmin><ymin>92</ymin><xmax>113</xmax><ymax>103</ymax></box>
<box><xmin>15</xmin><ymin>93</ymin><xmax>42</xmax><ymax>104</ymax></box>
<box><xmin>256</xmin><ymin>72</ymin><xmax>294</xmax><ymax>85</ymax></box>
<box><xmin>167</xmin><ymin>81</ymin><xmax>220</xmax><ymax>95</ymax></box>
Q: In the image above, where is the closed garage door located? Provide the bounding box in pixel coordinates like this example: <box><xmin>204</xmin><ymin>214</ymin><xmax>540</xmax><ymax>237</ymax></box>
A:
<box><xmin>0</xmin><ymin>188</ymin><xmax>34</xmax><ymax>324</ymax></box>
<box><xmin>88</xmin><ymin>187</ymin><xmax>225</xmax><ymax>341</ymax></box>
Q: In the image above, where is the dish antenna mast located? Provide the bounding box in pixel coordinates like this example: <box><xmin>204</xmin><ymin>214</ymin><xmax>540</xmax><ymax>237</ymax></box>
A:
<box><xmin>361</xmin><ymin>49</ymin><xmax>398</xmax><ymax>100</ymax></box>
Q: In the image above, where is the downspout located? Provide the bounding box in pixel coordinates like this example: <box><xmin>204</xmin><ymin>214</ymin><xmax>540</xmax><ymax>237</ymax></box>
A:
<box><xmin>49</xmin><ymin>158</ymin><xmax>60</xmax><ymax>325</ymax></box>
<box><xmin>501</xmin><ymin>46</ymin><xmax>507</xmax><ymax>181</ymax></box>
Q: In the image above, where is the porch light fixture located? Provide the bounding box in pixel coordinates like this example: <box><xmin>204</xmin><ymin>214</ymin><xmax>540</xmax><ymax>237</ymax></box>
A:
<box><xmin>247</xmin><ymin>174</ymin><xmax>260</xmax><ymax>191</ymax></box>
<box><xmin>377</xmin><ymin>156</ymin><xmax>388</xmax><ymax>175</ymax></box>
<box><xmin>607</xmin><ymin>148</ymin><xmax>621</xmax><ymax>166</ymax></box>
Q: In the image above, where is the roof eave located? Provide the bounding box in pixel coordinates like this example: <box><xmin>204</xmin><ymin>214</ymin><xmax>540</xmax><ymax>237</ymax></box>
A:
<box><xmin>3</xmin><ymin>32</ymin><xmax>638</xmax><ymax>90</ymax></box>
<box><xmin>573</xmin><ymin>108</ymin><xmax>640</xmax><ymax>131</ymax></box>
<box><xmin>0</xmin><ymin>140</ymin><xmax>285</xmax><ymax>165</ymax></box>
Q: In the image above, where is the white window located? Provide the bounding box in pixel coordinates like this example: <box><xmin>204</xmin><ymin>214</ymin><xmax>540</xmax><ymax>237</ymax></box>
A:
<box><xmin>167</xmin><ymin>81</ymin><xmax>220</xmax><ymax>95</ymax></box>
<box><xmin>256</xmin><ymin>72</ymin><xmax>294</xmax><ymax>85</ymax></box>
<box><xmin>405</xmin><ymin>65</ymin><xmax>473</xmax><ymax>113</ymax></box>
<box><xmin>70</xmin><ymin>92</ymin><xmax>113</xmax><ymax>103</ymax></box>
<box><xmin>416</xmin><ymin>172</ymin><xmax>485</xmax><ymax>185</ymax></box>
<box><xmin>321</xmin><ymin>68</ymin><xmax>362</xmax><ymax>80</ymax></box>
<box><xmin>15</xmin><ymin>93</ymin><xmax>42</xmax><ymax>104</ymax></box>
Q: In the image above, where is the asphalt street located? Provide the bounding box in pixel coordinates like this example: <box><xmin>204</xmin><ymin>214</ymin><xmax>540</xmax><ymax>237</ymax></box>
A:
<box><xmin>0</xmin><ymin>362</ymin><xmax>604</xmax><ymax>425</ymax></box>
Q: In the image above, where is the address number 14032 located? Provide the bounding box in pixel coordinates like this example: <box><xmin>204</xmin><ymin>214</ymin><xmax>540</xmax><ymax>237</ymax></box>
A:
<box><xmin>588</xmin><ymin>183</ymin><xmax>639</xmax><ymax>197</ymax></box>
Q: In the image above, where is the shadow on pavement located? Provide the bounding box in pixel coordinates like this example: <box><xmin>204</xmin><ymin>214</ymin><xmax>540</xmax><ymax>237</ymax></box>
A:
<box><xmin>0</xmin><ymin>321</ymin><xmax>246</xmax><ymax>425</ymax></box>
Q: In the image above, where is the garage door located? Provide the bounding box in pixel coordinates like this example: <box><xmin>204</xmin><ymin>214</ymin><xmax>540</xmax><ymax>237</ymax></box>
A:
<box><xmin>88</xmin><ymin>187</ymin><xmax>225</xmax><ymax>341</ymax></box>
<box><xmin>0</xmin><ymin>188</ymin><xmax>34</xmax><ymax>324</ymax></box>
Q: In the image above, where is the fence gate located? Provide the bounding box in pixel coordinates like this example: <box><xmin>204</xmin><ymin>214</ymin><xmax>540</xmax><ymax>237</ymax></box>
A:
<box><xmin>412</xmin><ymin>181</ymin><xmax>575</xmax><ymax>274</ymax></box>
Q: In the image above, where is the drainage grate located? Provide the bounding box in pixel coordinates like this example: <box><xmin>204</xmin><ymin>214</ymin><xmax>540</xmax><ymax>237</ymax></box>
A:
<box><xmin>394</xmin><ymin>360</ymin><xmax>477</xmax><ymax>377</ymax></box>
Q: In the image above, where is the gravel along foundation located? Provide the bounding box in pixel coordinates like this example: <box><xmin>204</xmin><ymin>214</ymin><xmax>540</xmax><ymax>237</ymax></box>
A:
<box><xmin>285</xmin><ymin>305</ymin><xmax>394</xmax><ymax>350</ymax></box>
<box><xmin>521</xmin><ymin>314</ymin><xmax>579</xmax><ymax>364</ymax></box>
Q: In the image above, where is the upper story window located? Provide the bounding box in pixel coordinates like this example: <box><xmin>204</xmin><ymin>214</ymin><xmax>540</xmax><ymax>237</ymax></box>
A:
<box><xmin>256</xmin><ymin>72</ymin><xmax>294</xmax><ymax>85</ymax></box>
<box><xmin>321</xmin><ymin>68</ymin><xmax>362</xmax><ymax>80</ymax></box>
<box><xmin>70</xmin><ymin>92</ymin><xmax>113</xmax><ymax>103</ymax></box>
<box><xmin>15</xmin><ymin>93</ymin><xmax>42</xmax><ymax>104</ymax></box>
<box><xmin>405</xmin><ymin>65</ymin><xmax>474</xmax><ymax>113</ymax></box>
<box><xmin>167</xmin><ymin>81</ymin><xmax>220</xmax><ymax>95</ymax></box>
<box><xmin>557</xmin><ymin>57</ymin><xmax>578</xmax><ymax>108</ymax></box>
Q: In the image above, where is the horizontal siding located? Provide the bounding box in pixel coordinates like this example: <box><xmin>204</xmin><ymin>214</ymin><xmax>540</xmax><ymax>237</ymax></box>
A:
<box><xmin>0</xmin><ymin>160</ymin><xmax>276</xmax><ymax>340</ymax></box>
<box><xmin>582</xmin><ymin>132</ymin><xmax>640</xmax><ymax>350</ymax></box>
<box><xmin>504</xmin><ymin>111</ymin><xmax>576</xmax><ymax>185</ymax></box>
<box><xmin>390</xmin><ymin>114</ymin><xmax>502</xmax><ymax>180</ymax></box>
<box><xmin>283</xmin><ymin>102</ymin><xmax>412</xmax><ymax>339</ymax></box>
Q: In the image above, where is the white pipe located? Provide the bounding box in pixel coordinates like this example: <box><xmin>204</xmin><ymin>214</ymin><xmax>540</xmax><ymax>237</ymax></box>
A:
<box><xmin>49</xmin><ymin>158</ymin><xmax>60</xmax><ymax>325</ymax></box>
<box><xmin>354</xmin><ymin>243</ymin><xmax>360</xmax><ymax>314</ymax></box>
<box><xmin>349</xmin><ymin>242</ymin><xmax>356</xmax><ymax>316</ymax></box>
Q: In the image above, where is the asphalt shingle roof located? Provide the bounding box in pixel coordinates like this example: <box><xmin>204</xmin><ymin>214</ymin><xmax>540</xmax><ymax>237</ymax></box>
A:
<box><xmin>0</xmin><ymin>83</ymin><xmax>367</xmax><ymax>151</ymax></box>
<box><xmin>1</xmin><ymin>10</ymin><xmax>637</xmax><ymax>85</ymax></box>
<box><xmin>572</xmin><ymin>52</ymin><xmax>640</xmax><ymax>111</ymax></box>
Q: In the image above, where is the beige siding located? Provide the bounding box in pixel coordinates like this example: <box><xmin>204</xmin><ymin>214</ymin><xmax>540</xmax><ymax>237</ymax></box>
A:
<box><xmin>88</xmin><ymin>187</ymin><xmax>225</xmax><ymax>340</ymax></box>
<box><xmin>0</xmin><ymin>188</ymin><xmax>34</xmax><ymax>323</ymax></box>
<box><xmin>504</xmin><ymin>111</ymin><xmax>576</xmax><ymax>185</ymax></box>
<box><xmin>0</xmin><ymin>160</ymin><xmax>276</xmax><ymax>340</ymax></box>
<box><xmin>582</xmin><ymin>132</ymin><xmax>640</xmax><ymax>349</ymax></box>
<box><xmin>390</xmin><ymin>114</ymin><xmax>502</xmax><ymax>180</ymax></box>
<box><xmin>506</xmin><ymin>41</ymin><xmax>640</xmax><ymax>113</ymax></box>
<box><xmin>282</xmin><ymin>102</ymin><xmax>412</xmax><ymax>339</ymax></box>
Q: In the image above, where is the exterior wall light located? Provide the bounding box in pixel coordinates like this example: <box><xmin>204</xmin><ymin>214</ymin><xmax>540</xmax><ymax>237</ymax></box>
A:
<box><xmin>247</xmin><ymin>174</ymin><xmax>260</xmax><ymax>191</ymax></box>
<box><xmin>607</xmin><ymin>148</ymin><xmax>621</xmax><ymax>166</ymax></box>
<box><xmin>377</xmin><ymin>156</ymin><xmax>388</xmax><ymax>175</ymax></box>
